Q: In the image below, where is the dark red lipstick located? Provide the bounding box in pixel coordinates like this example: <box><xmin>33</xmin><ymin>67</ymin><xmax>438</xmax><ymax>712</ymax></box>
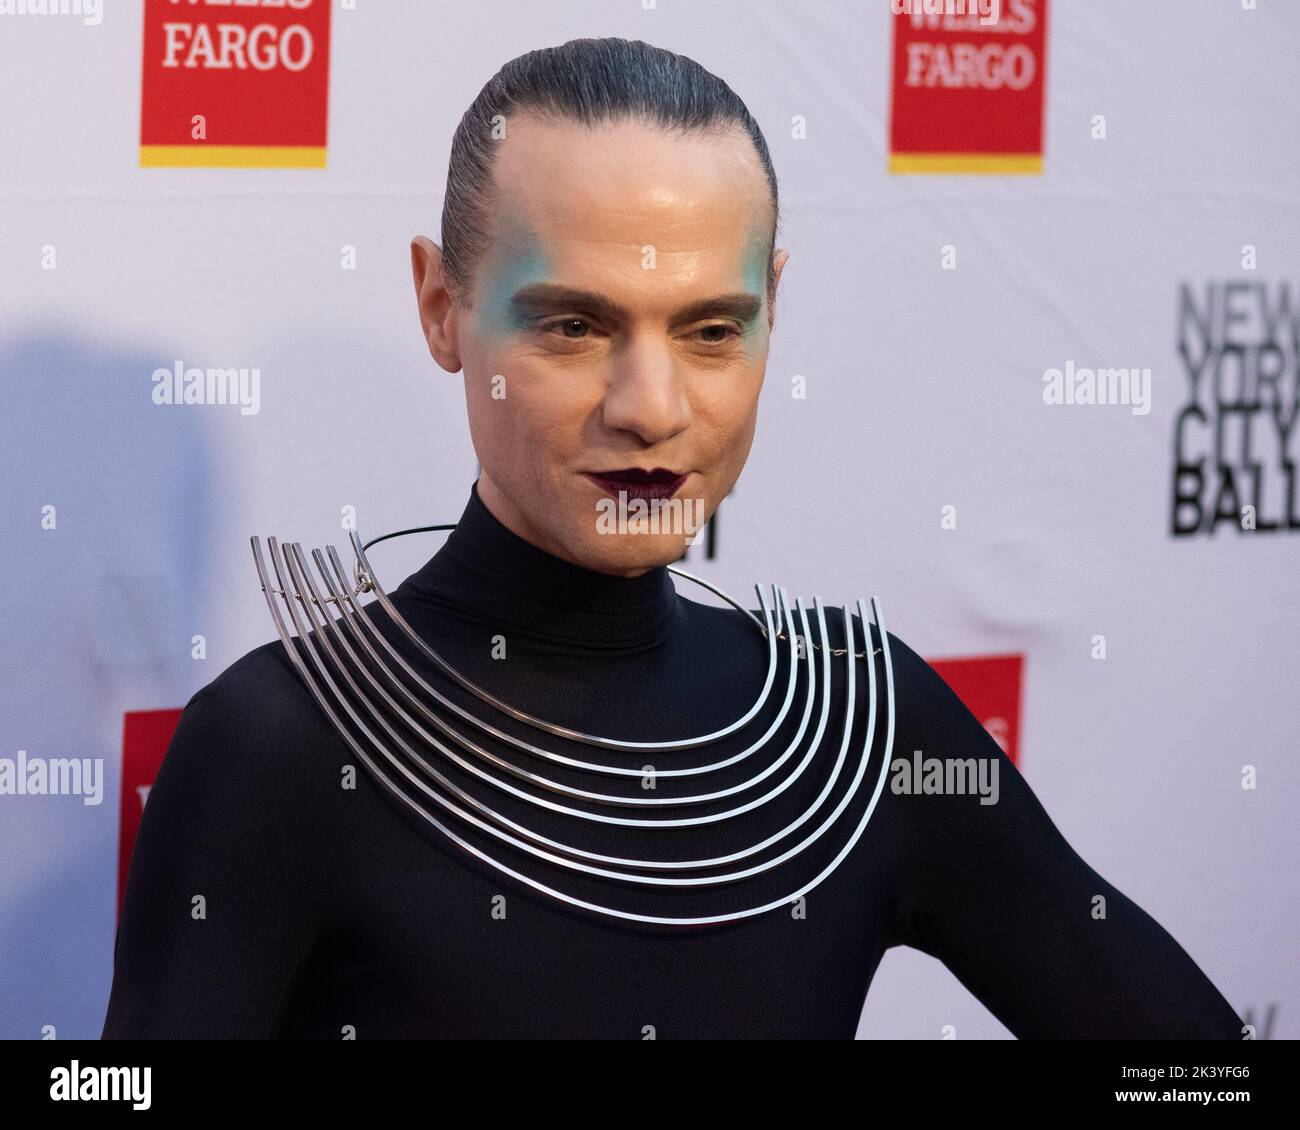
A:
<box><xmin>585</xmin><ymin>467</ymin><xmax>688</xmax><ymax>503</ymax></box>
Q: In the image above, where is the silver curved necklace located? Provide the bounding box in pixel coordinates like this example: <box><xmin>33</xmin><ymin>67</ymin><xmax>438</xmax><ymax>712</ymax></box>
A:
<box><xmin>251</xmin><ymin>520</ymin><xmax>896</xmax><ymax>927</ymax></box>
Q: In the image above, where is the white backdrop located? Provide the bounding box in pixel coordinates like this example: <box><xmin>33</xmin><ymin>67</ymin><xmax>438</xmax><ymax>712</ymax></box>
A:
<box><xmin>1</xmin><ymin>0</ymin><xmax>1295</xmax><ymax>1039</ymax></box>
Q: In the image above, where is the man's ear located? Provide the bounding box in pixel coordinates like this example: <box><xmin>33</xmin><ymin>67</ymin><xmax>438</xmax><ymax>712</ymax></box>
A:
<box><xmin>768</xmin><ymin>247</ymin><xmax>790</xmax><ymax>332</ymax></box>
<box><xmin>410</xmin><ymin>235</ymin><xmax>463</xmax><ymax>373</ymax></box>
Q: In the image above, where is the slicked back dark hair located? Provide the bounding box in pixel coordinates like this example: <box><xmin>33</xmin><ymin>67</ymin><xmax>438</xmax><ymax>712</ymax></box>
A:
<box><xmin>440</xmin><ymin>36</ymin><xmax>780</xmax><ymax>310</ymax></box>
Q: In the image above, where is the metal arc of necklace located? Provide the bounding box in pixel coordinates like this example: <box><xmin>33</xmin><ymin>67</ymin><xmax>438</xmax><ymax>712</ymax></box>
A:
<box><xmin>251</xmin><ymin>519</ymin><xmax>895</xmax><ymax>927</ymax></box>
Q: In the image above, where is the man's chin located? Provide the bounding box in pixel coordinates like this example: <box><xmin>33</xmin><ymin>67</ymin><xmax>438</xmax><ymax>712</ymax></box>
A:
<box><xmin>571</xmin><ymin>528</ymin><xmax>696</xmax><ymax>578</ymax></box>
<box><xmin>567</xmin><ymin>489</ymin><xmax>711</xmax><ymax>575</ymax></box>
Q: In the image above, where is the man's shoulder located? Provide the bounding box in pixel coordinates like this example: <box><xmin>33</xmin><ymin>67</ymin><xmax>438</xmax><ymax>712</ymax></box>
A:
<box><xmin>678</xmin><ymin>588</ymin><xmax>943</xmax><ymax>706</ymax></box>
<box><xmin>189</xmin><ymin>636</ymin><xmax>304</xmax><ymax>708</ymax></box>
<box><xmin>170</xmin><ymin>637</ymin><xmax>338</xmax><ymax>769</ymax></box>
<box><xmin>142</xmin><ymin>637</ymin><xmax>348</xmax><ymax>870</ymax></box>
<box><xmin>728</xmin><ymin>595</ymin><xmax>929</xmax><ymax>666</ymax></box>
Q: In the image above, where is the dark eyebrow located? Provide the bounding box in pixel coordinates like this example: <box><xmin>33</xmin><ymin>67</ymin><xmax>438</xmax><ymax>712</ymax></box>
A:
<box><xmin>509</xmin><ymin>284</ymin><xmax>763</xmax><ymax>327</ymax></box>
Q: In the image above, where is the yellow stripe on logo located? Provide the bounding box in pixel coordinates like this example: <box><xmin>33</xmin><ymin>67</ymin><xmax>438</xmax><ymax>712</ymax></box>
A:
<box><xmin>889</xmin><ymin>153</ymin><xmax>1042</xmax><ymax>175</ymax></box>
<box><xmin>140</xmin><ymin>146</ymin><xmax>328</xmax><ymax>168</ymax></box>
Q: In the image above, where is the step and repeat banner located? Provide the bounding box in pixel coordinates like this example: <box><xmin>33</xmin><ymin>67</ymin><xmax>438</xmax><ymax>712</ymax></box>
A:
<box><xmin>0</xmin><ymin>0</ymin><xmax>1294</xmax><ymax>1039</ymax></box>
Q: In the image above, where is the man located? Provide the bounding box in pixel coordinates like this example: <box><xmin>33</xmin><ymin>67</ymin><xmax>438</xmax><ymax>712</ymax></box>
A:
<box><xmin>102</xmin><ymin>37</ymin><xmax>1239</xmax><ymax>1039</ymax></box>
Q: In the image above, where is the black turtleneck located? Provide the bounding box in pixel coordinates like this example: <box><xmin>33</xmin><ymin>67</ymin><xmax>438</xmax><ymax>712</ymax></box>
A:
<box><xmin>101</xmin><ymin>481</ymin><xmax>1240</xmax><ymax>1039</ymax></box>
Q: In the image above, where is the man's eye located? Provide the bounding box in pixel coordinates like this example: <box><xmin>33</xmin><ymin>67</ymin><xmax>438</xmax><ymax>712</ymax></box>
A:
<box><xmin>695</xmin><ymin>324</ymin><xmax>741</xmax><ymax>345</ymax></box>
<box><xmin>541</xmin><ymin>318</ymin><xmax>592</xmax><ymax>339</ymax></box>
<box><xmin>537</xmin><ymin>319</ymin><xmax>739</xmax><ymax>345</ymax></box>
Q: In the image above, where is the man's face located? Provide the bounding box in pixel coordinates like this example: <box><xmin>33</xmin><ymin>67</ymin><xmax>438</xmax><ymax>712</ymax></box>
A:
<box><xmin>418</xmin><ymin>112</ymin><xmax>786</xmax><ymax>576</ymax></box>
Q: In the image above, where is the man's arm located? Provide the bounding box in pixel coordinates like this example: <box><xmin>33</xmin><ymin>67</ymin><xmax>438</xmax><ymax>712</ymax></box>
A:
<box><xmin>880</xmin><ymin>630</ymin><xmax>1240</xmax><ymax>1040</ymax></box>
<box><xmin>101</xmin><ymin>650</ymin><xmax>330</xmax><ymax>1039</ymax></box>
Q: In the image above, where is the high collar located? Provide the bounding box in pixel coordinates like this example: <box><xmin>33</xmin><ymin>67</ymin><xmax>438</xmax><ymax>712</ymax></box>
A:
<box><xmin>390</xmin><ymin>480</ymin><xmax>679</xmax><ymax>653</ymax></box>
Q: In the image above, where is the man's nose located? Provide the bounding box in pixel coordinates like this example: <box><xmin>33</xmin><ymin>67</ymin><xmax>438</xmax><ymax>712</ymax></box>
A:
<box><xmin>600</xmin><ymin>339</ymin><xmax>692</xmax><ymax>445</ymax></box>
